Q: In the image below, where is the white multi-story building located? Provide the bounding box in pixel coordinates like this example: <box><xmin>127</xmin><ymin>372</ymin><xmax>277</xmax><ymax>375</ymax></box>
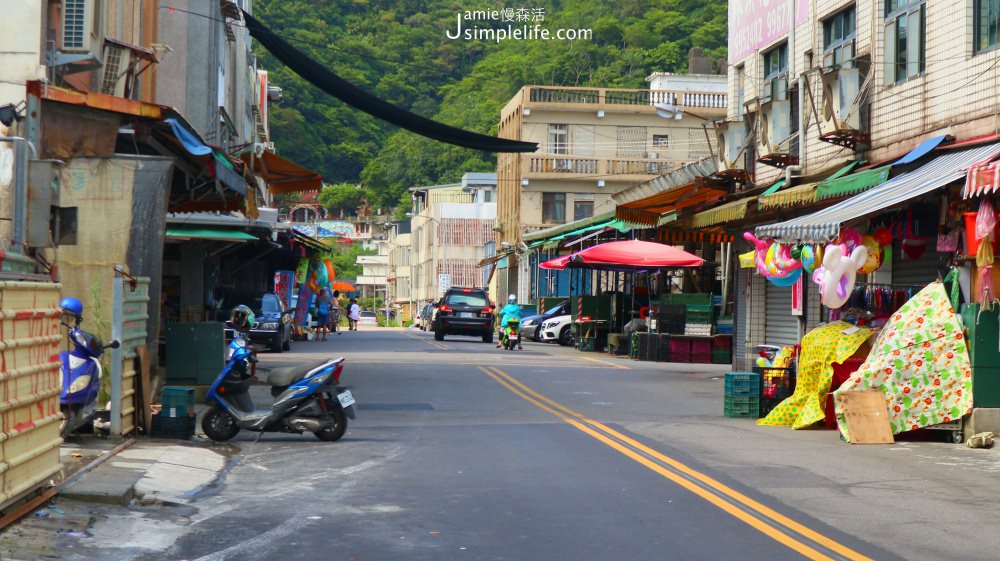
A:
<box><xmin>410</xmin><ymin>173</ymin><xmax>497</xmax><ymax>302</ymax></box>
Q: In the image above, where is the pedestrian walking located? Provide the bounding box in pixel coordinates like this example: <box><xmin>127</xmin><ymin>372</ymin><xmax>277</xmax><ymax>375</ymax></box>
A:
<box><xmin>348</xmin><ymin>298</ymin><xmax>361</xmax><ymax>331</ymax></box>
<box><xmin>331</xmin><ymin>290</ymin><xmax>343</xmax><ymax>335</ymax></box>
<box><xmin>315</xmin><ymin>288</ymin><xmax>332</xmax><ymax>341</ymax></box>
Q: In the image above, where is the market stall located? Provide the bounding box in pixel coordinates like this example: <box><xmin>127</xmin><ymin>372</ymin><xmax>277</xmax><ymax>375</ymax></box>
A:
<box><xmin>723</xmin><ymin>140</ymin><xmax>1000</xmax><ymax>441</ymax></box>
<box><xmin>539</xmin><ymin>239</ymin><xmax>711</xmax><ymax>357</ymax></box>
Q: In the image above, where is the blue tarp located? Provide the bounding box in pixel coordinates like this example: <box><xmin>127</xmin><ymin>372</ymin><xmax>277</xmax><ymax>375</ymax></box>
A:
<box><xmin>164</xmin><ymin>118</ymin><xmax>213</xmax><ymax>156</ymax></box>
<box><xmin>893</xmin><ymin>135</ymin><xmax>949</xmax><ymax>165</ymax></box>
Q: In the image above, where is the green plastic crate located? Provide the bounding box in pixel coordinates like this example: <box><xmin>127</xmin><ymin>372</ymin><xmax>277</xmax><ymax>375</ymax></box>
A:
<box><xmin>724</xmin><ymin>395</ymin><xmax>760</xmax><ymax>418</ymax></box>
<box><xmin>161</xmin><ymin>387</ymin><xmax>195</xmax><ymax>418</ymax></box>
<box><xmin>667</xmin><ymin>293</ymin><xmax>712</xmax><ymax>306</ymax></box>
<box><xmin>713</xmin><ymin>350</ymin><xmax>733</xmax><ymax>364</ymax></box>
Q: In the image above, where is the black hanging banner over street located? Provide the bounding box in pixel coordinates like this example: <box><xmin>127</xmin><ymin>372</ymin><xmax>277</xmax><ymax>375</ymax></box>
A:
<box><xmin>243</xmin><ymin>11</ymin><xmax>538</xmax><ymax>154</ymax></box>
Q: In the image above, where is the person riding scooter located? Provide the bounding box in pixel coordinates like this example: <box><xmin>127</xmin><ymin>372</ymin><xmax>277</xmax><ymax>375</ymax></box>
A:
<box><xmin>496</xmin><ymin>294</ymin><xmax>523</xmax><ymax>350</ymax></box>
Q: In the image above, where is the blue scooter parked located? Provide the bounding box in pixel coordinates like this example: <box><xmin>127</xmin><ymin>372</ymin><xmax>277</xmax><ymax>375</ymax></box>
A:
<box><xmin>201</xmin><ymin>305</ymin><xmax>356</xmax><ymax>442</ymax></box>
<box><xmin>59</xmin><ymin>297</ymin><xmax>119</xmax><ymax>438</ymax></box>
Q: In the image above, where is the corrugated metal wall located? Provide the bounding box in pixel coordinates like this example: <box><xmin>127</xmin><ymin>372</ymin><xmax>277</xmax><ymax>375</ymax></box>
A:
<box><xmin>0</xmin><ymin>282</ymin><xmax>62</xmax><ymax>508</ymax></box>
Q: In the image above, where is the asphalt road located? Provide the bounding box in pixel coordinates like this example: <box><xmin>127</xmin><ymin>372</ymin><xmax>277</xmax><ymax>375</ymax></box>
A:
<box><xmin>36</xmin><ymin>326</ymin><xmax>1000</xmax><ymax>560</ymax></box>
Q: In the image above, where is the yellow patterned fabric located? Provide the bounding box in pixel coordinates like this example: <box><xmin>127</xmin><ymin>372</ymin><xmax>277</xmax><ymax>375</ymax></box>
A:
<box><xmin>757</xmin><ymin>321</ymin><xmax>871</xmax><ymax>428</ymax></box>
<box><xmin>833</xmin><ymin>282</ymin><xmax>973</xmax><ymax>439</ymax></box>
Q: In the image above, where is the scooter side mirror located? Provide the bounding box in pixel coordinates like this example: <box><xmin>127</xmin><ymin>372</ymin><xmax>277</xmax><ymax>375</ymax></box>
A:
<box><xmin>107</xmin><ymin>340</ymin><xmax>121</xmax><ymax>349</ymax></box>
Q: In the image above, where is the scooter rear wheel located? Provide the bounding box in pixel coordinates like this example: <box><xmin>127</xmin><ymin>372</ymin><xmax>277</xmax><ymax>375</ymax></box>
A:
<box><xmin>202</xmin><ymin>405</ymin><xmax>240</xmax><ymax>441</ymax></box>
<box><xmin>314</xmin><ymin>406</ymin><xmax>347</xmax><ymax>442</ymax></box>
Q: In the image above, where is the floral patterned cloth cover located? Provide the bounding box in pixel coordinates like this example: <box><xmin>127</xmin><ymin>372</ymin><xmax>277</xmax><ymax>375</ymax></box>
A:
<box><xmin>757</xmin><ymin>321</ymin><xmax>870</xmax><ymax>429</ymax></box>
<box><xmin>833</xmin><ymin>282</ymin><xmax>973</xmax><ymax>439</ymax></box>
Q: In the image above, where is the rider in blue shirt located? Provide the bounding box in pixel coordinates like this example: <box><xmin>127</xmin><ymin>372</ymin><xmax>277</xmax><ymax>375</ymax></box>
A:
<box><xmin>497</xmin><ymin>294</ymin><xmax>523</xmax><ymax>349</ymax></box>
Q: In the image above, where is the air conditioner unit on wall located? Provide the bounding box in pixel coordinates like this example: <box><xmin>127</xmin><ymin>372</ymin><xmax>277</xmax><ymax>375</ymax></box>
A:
<box><xmin>61</xmin><ymin>0</ymin><xmax>104</xmax><ymax>56</ymax></box>
<box><xmin>820</xmin><ymin>68</ymin><xmax>862</xmax><ymax>133</ymax></box>
<box><xmin>757</xmin><ymin>100</ymin><xmax>790</xmax><ymax>156</ymax></box>
<box><xmin>715</xmin><ymin>121</ymin><xmax>748</xmax><ymax>170</ymax></box>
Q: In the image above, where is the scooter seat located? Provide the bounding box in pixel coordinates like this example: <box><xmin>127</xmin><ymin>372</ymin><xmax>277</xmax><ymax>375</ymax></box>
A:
<box><xmin>266</xmin><ymin>360</ymin><xmax>330</xmax><ymax>387</ymax></box>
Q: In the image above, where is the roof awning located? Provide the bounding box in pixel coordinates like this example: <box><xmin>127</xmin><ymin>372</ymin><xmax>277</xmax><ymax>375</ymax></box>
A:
<box><xmin>162</xmin><ymin>118</ymin><xmax>248</xmax><ymax>196</ymax></box>
<box><xmin>816</xmin><ymin>166</ymin><xmax>891</xmax><ymax>200</ymax></box>
<box><xmin>756</xmin><ymin>143</ymin><xmax>1000</xmax><ymax>243</ymax></box>
<box><xmin>758</xmin><ymin>183</ymin><xmax>817</xmax><ymax>210</ymax></box>
<box><xmin>758</xmin><ymin>161</ymin><xmax>860</xmax><ymax>202</ymax></box>
<box><xmin>240</xmin><ymin>151</ymin><xmax>323</xmax><ymax>194</ymax></box>
<box><xmin>615</xmin><ymin>181</ymin><xmax>727</xmax><ymax>226</ymax></box>
<box><xmin>964</xmin><ymin>159</ymin><xmax>1000</xmax><ymax>198</ymax></box>
<box><xmin>166</xmin><ymin>227</ymin><xmax>258</xmax><ymax>242</ymax></box>
<box><xmin>291</xmin><ymin>228</ymin><xmax>328</xmax><ymax>251</ymax></box>
<box><xmin>523</xmin><ymin>211</ymin><xmax>616</xmax><ymax>243</ymax></box>
<box><xmin>692</xmin><ymin>198</ymin><xmax>753</xmax><ymax>228</ymax></box>
<box><xmin>477</xmin><ymin>250</ymin><xmax>513</xmax><ymax>268</ymax></box>
<box><xmin>612</xmin><ymin>156</ymin><xmax>718</xmax><ymax>206</ymax></box>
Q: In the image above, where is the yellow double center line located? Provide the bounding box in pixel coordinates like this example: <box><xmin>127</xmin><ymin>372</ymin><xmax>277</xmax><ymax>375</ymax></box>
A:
<box><xmin>480</xmin><ymin>366</ymin><xmax>874</xmax><ymax>561</ymax></box>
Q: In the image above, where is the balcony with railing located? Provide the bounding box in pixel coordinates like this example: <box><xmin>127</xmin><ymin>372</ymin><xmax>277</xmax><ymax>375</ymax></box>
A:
<box><xmin>523</xmin><ymin>86</ymin><xmax>727</xmax><ymax>114</ymax></box>
<box><xmin>525</xmin><ymin>155</ymin><xmax>684</xmax><ymax>180</ymax></box>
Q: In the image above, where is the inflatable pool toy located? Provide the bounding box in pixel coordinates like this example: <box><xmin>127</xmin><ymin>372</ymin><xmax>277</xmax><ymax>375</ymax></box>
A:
<box><xmin>819</xmin><ymin>243</ymin><xmax>869</xmax><ymax>309</ymax></box>
<box><xmin>858</xmin><ymin>236</ymin><xmax>883</xmax><ymax>275</ymax></box>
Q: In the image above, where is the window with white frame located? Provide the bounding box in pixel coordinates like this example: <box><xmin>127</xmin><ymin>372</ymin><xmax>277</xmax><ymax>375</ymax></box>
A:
<box><xmin>976</xmin><ymin>0</ymin><xmax>1000</xmax><ymax>53</ymax></box>
<box><xmin>823</xmin><ymin>6</ymin><xmax>856</xmax><ymax>67</ymax></box>
<box><xmin>884</xmin><ymin>0</ymin><xmax>925</xmax><ymax>84</ymax></box>
<box><xmin>547</xmin><ymin>124</ymin><xmax>568</xmax><ymax>155</ymax></box>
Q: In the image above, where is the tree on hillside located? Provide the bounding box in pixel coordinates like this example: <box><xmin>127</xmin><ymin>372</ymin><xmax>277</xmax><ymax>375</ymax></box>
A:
<box><xmin>254</xmin><ymin>0</ymin><xmax>729</xmax><ymax>211</ymax></box>
<box><xmin>317</xmin><ymin>183</ymin><xmax>375</xmax><ymax>218</ymax></box>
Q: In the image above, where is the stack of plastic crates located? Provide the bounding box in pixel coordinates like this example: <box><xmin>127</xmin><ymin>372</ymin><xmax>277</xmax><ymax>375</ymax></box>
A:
<box><xmin>152</xmin><ymin>386</ymin><xmax>196</xmax><ymax>439</ymax></box>
<box><xmin>633</xmin><ymin>332</ymin><xmax>658</xmax><ymax>361</ymax></box>
<box><xmin>684</xmin><ymin>304</ymin><xmax>713</xmax><ymax>336</ymax></box>
<box><xmin>657</xmin><ymin>304</ymin><xmax>686</xmax><ymax>335</ymax></box>
<box><xmin>754</xmin><ymin>364</ymin><xmax>796</xmax><ymax>417</ymax></box>
<box><xmin>656</xmin><ymin>333</ymin><xmax>672</xmax><ymax>362</ymax></box>
<box><xmin>724</xmin><ymin>372</ymin><xmax>761</xmax><ymax>418</ymax></box>
<box><xmin>712</xmin><ymin>335</ymin><xmax>733</xmax><ymax>364</ymax></box>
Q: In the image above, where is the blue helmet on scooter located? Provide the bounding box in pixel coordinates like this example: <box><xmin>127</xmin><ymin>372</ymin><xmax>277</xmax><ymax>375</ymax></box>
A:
<box><xmin>60</xmin><ymin>297</ymin><xmax>84</xmax><ymax>318</ymax></box>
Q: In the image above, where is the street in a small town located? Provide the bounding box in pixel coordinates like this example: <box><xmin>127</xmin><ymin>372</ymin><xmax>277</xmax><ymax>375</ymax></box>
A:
<box><xmin>3</xmin><ymin>326</ymin><xmax>1000</xmax><ymax>561</ymax></box>
<box><xmin>7</xmin><ymin>0</ymin><xmax>1000</xmax><ymax>560</ymax></box>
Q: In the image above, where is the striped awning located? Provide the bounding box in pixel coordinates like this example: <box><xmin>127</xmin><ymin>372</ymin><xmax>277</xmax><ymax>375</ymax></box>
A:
<box><xmin>756</xmin><ymin>143</ymin><xmax>1000</xmax><ymax>243</ymax></box>
<box><xmin>757</xmin><ymin>183</ymin><xmax>818</xmax><ymax>210</ymax></box>
<box><xmin>692</xmin><ymin>198</ymin><xmax>753</xmax><ymax>228</ymax></box>
<box><xmin>964</xmin><ymin>159</ymin><xmax>1000</xmax><ymax>198</ymax></box>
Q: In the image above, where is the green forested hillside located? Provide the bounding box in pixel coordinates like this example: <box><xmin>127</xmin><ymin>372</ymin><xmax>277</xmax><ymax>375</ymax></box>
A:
<box><xmin>253</xmin><ymin>0</ymin><xmax>727</xmax><ymax>211</ymax></box>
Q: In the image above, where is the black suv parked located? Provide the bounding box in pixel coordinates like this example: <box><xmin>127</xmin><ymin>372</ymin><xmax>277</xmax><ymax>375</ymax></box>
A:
<box><xmin>432</xmin><ymin>287</ymin><xmax>494</xmax><ymax>342</ymax></box>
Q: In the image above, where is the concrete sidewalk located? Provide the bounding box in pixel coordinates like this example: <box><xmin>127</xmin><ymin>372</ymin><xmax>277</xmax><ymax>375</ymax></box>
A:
<box><xmin>58</xmin><ymin>437</ymin><xmax>232</xmax><ymax>506</ymax></box>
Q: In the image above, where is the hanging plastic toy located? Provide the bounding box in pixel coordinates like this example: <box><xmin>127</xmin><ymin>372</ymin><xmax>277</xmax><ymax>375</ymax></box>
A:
<box><xmin>799</xmin><ymin>244</ymin><xmax>822</xmax><ymax>274</ymax></box>
<box><xmin>857</xmin><ymin>235</ymin><xmax>884</xmax><ymax>275</ymax></box>
<box><xmin>818</xmin><ymin>243</ymin><xmax>869</xmax><ymax>309</ymax></box>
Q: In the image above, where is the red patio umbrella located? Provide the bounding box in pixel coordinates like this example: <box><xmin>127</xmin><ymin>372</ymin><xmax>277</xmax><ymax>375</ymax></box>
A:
<box><xmin>539</xmin><ymin>255</ymin><xmax>572</xmax><ymax>270</ymax></box>
<box><xmin>540</xmin><ymin>240</ymin><xmax>703</xmax><ymax>271</ymax></box>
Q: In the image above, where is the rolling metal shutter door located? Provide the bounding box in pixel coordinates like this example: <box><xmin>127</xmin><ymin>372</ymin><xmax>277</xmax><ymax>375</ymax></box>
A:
<box><xmin>891</xmin><ymin>241</ymin><xmax>947</xmax><ymax>286</ymax></box>
<box><xmin>765</xmin><ymin>283</ymin><xmax>800</xmax><ymax>346</ymax></box>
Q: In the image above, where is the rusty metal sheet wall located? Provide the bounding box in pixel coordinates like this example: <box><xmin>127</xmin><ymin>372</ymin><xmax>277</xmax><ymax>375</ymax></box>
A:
<box><xmin>0</xmin><ymin>281</ymin><xmax>62</xmax><ymax>508</ymax></box>
<box><xmin>115</xmin><ymin>277</ymin><xmax>149</xmax><ymax>436</ymax></box>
